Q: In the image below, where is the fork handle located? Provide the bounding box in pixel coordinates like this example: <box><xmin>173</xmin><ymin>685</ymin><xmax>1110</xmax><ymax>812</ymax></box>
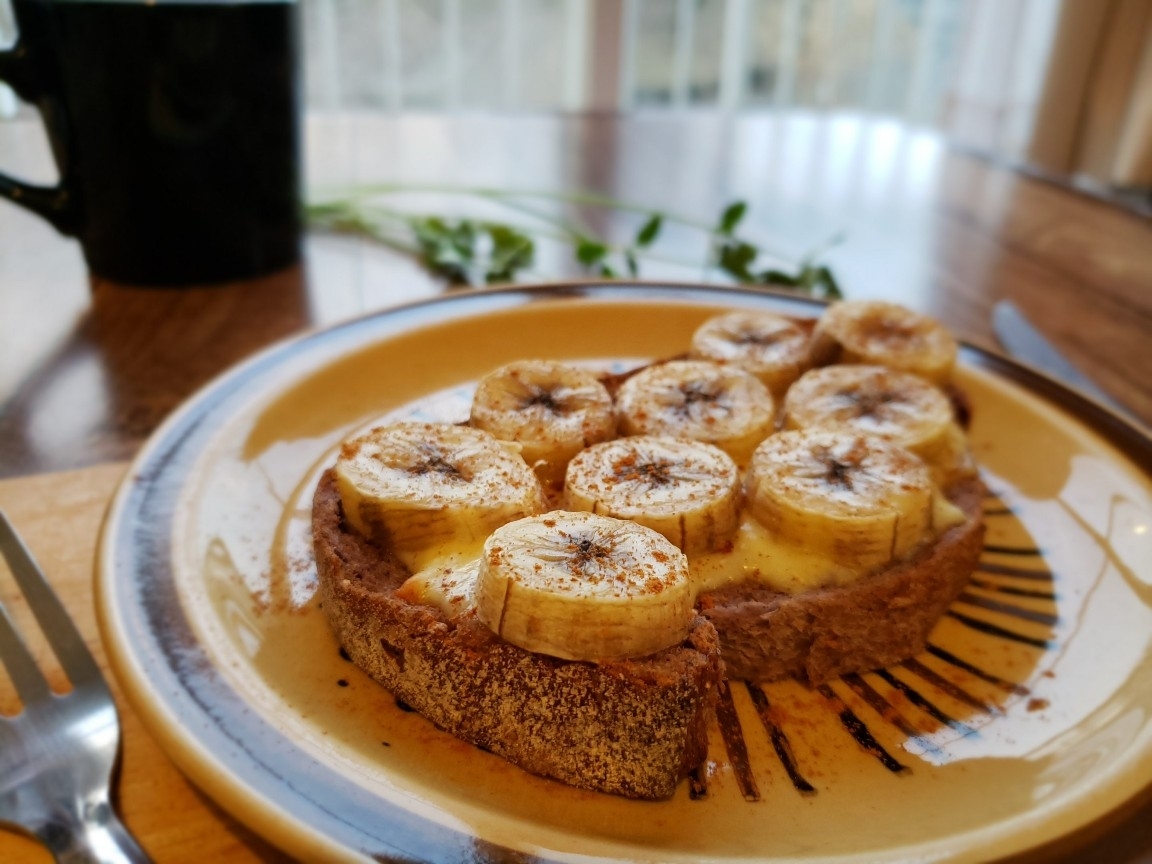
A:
<box><xmin>37</xmin><ymin>799</ymin><xmax>151</xmax><ymax>864</ymax></box>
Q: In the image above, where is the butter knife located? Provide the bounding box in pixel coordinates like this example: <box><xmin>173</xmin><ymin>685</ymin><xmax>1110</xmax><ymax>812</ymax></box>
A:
<box><xmin>991</xmin><ymin>299</ymin><xmax>1136</xmax><ymax>423</ymax></box>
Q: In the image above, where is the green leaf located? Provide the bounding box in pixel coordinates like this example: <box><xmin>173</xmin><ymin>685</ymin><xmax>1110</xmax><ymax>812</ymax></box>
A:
<box><xmin>411</xmin><ymin>217</ymin><xmax>479</xmax><ymax>284</ymax></box>
<box><xmin>576</xmin><ymin>238</ymin><xmax>609</xmax><ymax>268</ymax></box>
<box><xmin>484</xmin><ymin>223</ymin><xmax>535</xmax><ymax>283</ymax></box>
<box><xmin>716</xmin><ymin>240</ymin><xmax>758</xmax><ymax>281</ymax></box>
<box><xmin>811</xmin><ymin>265</ymin><xmax>844</xmax><ymax>299</ymax></box>
<box><xmin>635</xmin><ymin>213</ymin><xmax>663</xmax><ymax>247</ymax></box>
<box><xmin>755</xmin><ymin>263</ymin><xmax>845</xmax><ymax>298</ymax></box>
<box><xmin>717</xmin><ymin>201</ymin><xmax>747</xmax><ymax>236</ymax></box>
<box><xmin>759</xmin><ymin>269</ymin><xmax>801</xmax><ymax>287</ymax></box>
<box><xmin>598</xmin><ymin>262</ymin><xmax>617</xmax><ymax>278</ymax></box>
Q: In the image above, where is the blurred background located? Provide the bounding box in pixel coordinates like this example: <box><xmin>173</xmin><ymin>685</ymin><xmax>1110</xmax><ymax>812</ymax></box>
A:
<box><xmin>1</xmin><ymin>0</ymin><xmax>1150</xmax><ymax>406</ymax></box>
<box><xmin>3</xmin><ymin>0</ymin><xmax>1149</xmax><ymax>203</ymax></box>
<box><xmin>288</xmin><ymin>0</ymin><xmax>1151</xmax><ymax>205</ymax></box>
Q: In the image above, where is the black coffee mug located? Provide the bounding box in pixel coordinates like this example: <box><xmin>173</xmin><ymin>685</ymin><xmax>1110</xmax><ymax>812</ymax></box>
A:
<box><xmin>0</xmin><ymin>0</ymin><xmax>302</xmax><ymax>286</ymax></box>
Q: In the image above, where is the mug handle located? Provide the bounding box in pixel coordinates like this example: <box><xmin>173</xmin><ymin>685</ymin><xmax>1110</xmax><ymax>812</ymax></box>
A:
<box><xmin>0</xmin><ymin>41</ymin><xmax>78</xmax><ymax>235</ymax></box>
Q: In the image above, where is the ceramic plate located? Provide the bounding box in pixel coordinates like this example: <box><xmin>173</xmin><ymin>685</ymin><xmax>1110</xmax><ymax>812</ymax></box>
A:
<box><xmin>97</xmin><ymin>283</ymin><xmax>1152</xmax><ymax>863</ymax></box>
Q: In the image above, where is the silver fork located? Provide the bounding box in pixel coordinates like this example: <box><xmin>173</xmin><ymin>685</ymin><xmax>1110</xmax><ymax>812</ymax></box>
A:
<box><xmin>0</xmin><ymin>509</ymin><xmax>149</xmax><ymax>863</ymax></box>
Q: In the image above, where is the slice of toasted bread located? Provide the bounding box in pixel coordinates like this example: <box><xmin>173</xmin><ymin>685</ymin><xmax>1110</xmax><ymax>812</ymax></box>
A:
<box><xmin>697</xmin><ymin>477</ymin><xmax>985</xmax><ymax>684</ymax></box>
<box><xmin>312</xmin><ymin>470</ymin><xmax>723</xmax><ymax>800</ymax></box>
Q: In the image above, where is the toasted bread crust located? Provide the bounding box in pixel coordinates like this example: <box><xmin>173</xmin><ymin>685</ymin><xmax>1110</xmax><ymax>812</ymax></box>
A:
<box><xmin>313</xmin><ymin>468</ymin><xmax>984</xmax><ymax>795</ymax></box>
<box><xmin>312</xmin><ymin>471</ymin><xmax>723</xmax><ymax>800</ymax></box>
<box><xmin>697</xmin><ymin>477</ymin><xmax>986</xmax><ymax>683</ymax></box>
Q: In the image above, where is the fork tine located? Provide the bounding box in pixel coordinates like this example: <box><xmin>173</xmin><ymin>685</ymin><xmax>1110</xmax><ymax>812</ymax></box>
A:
<box><xmin>0</xmin><ymin>598</ymin><xmax>53</xmax><ymax>704</ymax></box>
<box><xmin>0</xmin><ymin>510</ymin><xmax>104</xmax><ymax>689</ymax></box>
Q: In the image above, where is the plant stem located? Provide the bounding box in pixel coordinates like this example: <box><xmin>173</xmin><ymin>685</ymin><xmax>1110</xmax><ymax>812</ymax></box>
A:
<box><xmin>312</xmin><ymin>182</ymin><xmax>799</xmax><ymax>262</ymax></box>
<box><xmin>311</xmin><ymin>199</ymin><xmax>720</xmax><ymax>275</ymax></box>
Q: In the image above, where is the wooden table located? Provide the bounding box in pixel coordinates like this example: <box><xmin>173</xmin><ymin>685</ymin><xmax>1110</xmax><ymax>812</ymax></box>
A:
<box><xmin>0</xmin><ymin>111</ymin><xmax>1150</xmax><ymax>862</ymax></box>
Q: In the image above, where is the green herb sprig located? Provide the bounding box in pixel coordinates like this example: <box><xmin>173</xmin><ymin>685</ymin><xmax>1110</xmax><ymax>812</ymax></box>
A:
<box><xmin>307</xmin><ymin>187</ymin><xmax>843</xmax><ymax>299</ymax></box>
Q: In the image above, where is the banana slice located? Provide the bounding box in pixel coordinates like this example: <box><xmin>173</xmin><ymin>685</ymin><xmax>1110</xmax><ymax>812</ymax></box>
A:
<box><xmin>615</xmin><ymin>360</ymin><xmax>775</xmax><ymax>465</ymax></box>
<box><xmin>809</xmin><ymin>300</ymin><xmax>958</xmax><ymax>385</ymax></box>
<box><xmin>334</xmin><ymin>422</ymin><xmax>547</xmax><ymax>552</ymax></box>
<box><xmin>470</xmin><ymin>360</ymin><xmax>617</xmax><ymax>486</ymax></box>
<box><xmin>689</xmin><ymin>309</ymin><xmax>811</xmax><ymax>397</ymax></box>
<box><xmin>474</xmin><ymin>511</ymin><xmax>694</xmax><ymax>662</ymax></box>
<box><xmin>745</xmin><ymin>429</ymin><xmax>935</xmax><ymax>569</ymax></box>
<box><xmin>782</xmin><ymin>364</ymin><xmax>972</xmax><ymax>483</ymax></box>
<box><xmin>563</xmin><ymin>436</ymin><xmax>740</xmax><ymax>554</ymax></box>
<box><xmin>395</xmin><ymin>559</ymin><xmax>481</xmax><ymax>618</ymax></box>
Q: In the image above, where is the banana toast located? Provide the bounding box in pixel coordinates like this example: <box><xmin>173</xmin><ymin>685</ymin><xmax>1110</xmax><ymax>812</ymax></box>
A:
<box><xmin>312</xmin><ymin>470</ymin><xmax>723</xmax><ymax>800</ymax></box>
<box><xmin>310</xmin><ymin>299</ymin><xmax>985</xmax><ymax>797</ymax></box>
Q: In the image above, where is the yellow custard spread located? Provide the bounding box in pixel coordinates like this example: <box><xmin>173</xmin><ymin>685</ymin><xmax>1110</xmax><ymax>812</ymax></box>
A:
<box><xmin>394</xmin><ymin>489</ymin><xmax>967</xmax><ymax>618</ymax></box>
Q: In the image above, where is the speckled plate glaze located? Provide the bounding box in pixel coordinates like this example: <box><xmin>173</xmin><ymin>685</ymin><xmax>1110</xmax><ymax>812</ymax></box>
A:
<box><xmin>97</xmin><ymin>283</ymin><xmax>1152</xmax><ymax>863</ymax></box>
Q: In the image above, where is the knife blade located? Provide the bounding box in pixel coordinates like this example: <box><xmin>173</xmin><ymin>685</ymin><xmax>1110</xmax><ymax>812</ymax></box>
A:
<box><xmin>991</xmin><ymin>299</ymin><xmax>1134</xmax><ymax>420</ymax></box>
